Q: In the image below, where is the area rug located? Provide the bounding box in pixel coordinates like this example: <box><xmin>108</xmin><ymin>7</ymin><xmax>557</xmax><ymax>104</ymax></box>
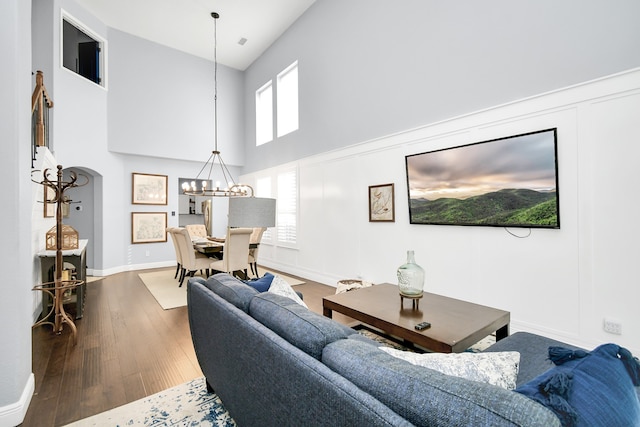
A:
<box><xmin>64</xmin><ymin>377</ymin><xmax>236</xmax><ymax>426</ymax></box>
<box><xmin>139</xmin><ymin>268</ymin><xmax>304</xmax><ymax>310</ymax></box>
<box><xmin>358</xmin><ymin>327</ymin><xmax>496</xmax><ymax>353</ymax></box>
<box><xmin>138</xmin><ymin>269</ymin><xmax>190</xmax><ymax>310</ymax></box>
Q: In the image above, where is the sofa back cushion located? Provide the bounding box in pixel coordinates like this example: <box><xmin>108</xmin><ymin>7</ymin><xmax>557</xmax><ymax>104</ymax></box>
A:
<box><xmin>249</xmin><ymin>292</ymin><xmax>353</xmax><ymax>360</ymax></box>
<box><xmin>200</xmin><ymin>273</ymin><xmax>258</xmax><ymax>313</ymax></box>
<box><xmin>322</xmin><ymin>339</ymin><xmax>561</xmax><ymax>427</ymax></box>
<box><xmin>187</xmin><ymin>281</ymin><xmax>412</xmax><ymax>427</ymax></box>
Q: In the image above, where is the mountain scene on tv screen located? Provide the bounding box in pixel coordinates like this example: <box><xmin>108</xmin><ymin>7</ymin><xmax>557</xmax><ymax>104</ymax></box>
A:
<box><xmin>409</xmin><ymin>188</ymin><xmax>558</xmax><ymax>227</ymax></box>
<box><xmin>406</xmin><ymin>129</ymin><xmax>560</xmax><ymax>228</ymax></box>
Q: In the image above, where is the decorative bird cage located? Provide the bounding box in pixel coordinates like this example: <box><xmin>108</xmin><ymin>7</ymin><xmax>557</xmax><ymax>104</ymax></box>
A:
<box><xmin>46</xmin><ymin>224</ymin><xmax>79</xmax><ymax>250</ymax></box>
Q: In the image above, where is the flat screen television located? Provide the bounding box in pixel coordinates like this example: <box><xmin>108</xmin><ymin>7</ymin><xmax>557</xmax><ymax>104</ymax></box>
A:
<box><xmin>405</xmin><ymin>128</ymin><xmax>560</xmax><ymax>229</ymax></box>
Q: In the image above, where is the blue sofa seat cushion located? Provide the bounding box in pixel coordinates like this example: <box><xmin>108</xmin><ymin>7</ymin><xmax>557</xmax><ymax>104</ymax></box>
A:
<box><xmin>249</xmin><ymin>292</ymin><xmax>354</xmax><ymax>360</ymax></box>
<box><xmin>515</xmin><ymin>343</ymin><xmax>640</xmax><ymax>427</ymax></box>
<box><xmin>323</xmin><ymin>338</ymin><xmax>561</xmax><ymax>427</ymax></box>
<box><xmin>199</xmin><ymin>273</ymin><xmax>258</xmax><ymax>313</ymax></box>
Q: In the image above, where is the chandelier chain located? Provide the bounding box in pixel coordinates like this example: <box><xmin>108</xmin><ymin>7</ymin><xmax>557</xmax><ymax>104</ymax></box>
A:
<box><xmin>182</xmin><ymin>12</ymin><xmax>253</xmax><ymax>198</ymax></box>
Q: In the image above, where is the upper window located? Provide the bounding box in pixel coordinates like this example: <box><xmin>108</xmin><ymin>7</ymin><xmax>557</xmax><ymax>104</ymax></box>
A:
<box><xmin>255</xmin><ymin>81</ymin><xmax>273</xmax><ymax>146</ymax></box>
<box><xmin>277</xmin><ymin>61</ymin><xmax>299</xmax><ymax>137</ymax></box>
<box><xmin>62</xmin><ymin>13</ymin><xmax>106</xmax><ymax>87</ymax></box>
<box><xmin>255</xmin><ymin>61</ymin><xmax>299</xmax><ymax>146</ymax></box>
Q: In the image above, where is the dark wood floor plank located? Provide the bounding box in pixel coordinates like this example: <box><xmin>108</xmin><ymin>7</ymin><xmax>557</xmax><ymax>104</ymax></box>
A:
<box><xmin>122</xmin><ymin>372</ymin><xmax>147</xmax><ymax>402</ymax></box>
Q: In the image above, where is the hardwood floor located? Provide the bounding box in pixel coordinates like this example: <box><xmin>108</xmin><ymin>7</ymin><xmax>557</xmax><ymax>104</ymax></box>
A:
<box><xmin>21</xmin><ymin>268</ymin><xmax>348</xmax><ymax>427</ymax></box>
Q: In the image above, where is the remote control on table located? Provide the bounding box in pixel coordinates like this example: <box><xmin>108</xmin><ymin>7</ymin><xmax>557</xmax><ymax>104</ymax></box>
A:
<box><xmin>414</xmin><ymin>321</ymin><xmax>431</xmax><ymax>331</ymax></box>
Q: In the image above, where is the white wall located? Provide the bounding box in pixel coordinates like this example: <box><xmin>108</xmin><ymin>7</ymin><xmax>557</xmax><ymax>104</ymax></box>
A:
<box><xmin>1</xmin><ymin>1</ymin><xmax>35</xmax><ymax>425</ymax></box>
<box><xmin>30</xmin><ymin>0</ymin><xmax>244</xmax><ymax>275</ymax></box>
<box><xmin>107</xmin><ymin>29</ymin><xmax>245</xmax><ymax>166</ymax></box>
<box><xmin>242</xmin><ymin>0</ymin><xmax>640</xmax><ymax>174</ymax></box>
<box><xmin>243</xmin><ymin>69</ymin><xmax>640</xmax><ymax>355</ymax></box>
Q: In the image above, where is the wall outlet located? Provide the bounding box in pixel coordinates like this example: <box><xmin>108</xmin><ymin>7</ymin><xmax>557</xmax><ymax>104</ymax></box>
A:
<box><xmin>145</xmin><ymin>250</ymin><xmax>150</xmax><ymax>257</ymax></box>
<box><xmin>603</xmin><ymin>318</ymin><xmax>622</xmax><ymax>335</ymax></box>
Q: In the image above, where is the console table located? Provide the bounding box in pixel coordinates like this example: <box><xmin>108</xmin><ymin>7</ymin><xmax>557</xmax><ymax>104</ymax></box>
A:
<box><xmin>38</xmin><ymin>239</ymin><xmax>87</xmax><ymax>319</ymax></box>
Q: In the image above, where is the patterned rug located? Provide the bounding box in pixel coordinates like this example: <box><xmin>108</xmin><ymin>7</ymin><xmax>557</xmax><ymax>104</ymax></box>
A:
<box><xmin>357</xmin><ymin>327</ymin><xmax>496</xmax><ymax>353</ymax></box>
<box><xmin>64</xmin><ymin>377</ymin><xmax>234</xmax><ymax>426</ymax></box>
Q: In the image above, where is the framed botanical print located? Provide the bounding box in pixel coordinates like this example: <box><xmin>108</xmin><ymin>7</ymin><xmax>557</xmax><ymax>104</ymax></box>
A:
<box><xmin>132</xmin><ymin>173</ymin><xmax>168</xmax><ymax>205</ymax></box>
<box><xmin>131</xmin><ymin>212</ymin><xmax>167</xmax><ymax>244</ymax></box>
<box><xmin>369</xmin><ymin>183</ymin><xmax>395</xmax><ymax>222</ymax></box>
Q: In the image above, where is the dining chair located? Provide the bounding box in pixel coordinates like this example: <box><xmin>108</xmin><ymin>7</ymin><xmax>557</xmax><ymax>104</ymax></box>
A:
<box><xmin>175</xmin><ymin>227</ymin><xmax>212</xmax><ymax>287</ymax></box>
<box><xmin>210</xmin><ymin>227</ymin><xmax>253</xmax><ymax>279</ymax></box>
<box><xmin>248</xmin><ymin>227</ymin><xmax>267</xmax><ymax>278</ymax></box>
<box><xmin>166</xmin><ymin>227</ymin><xmax>183</xmax><ymax>279</ymax></box>
<box><xmin>185</xmin><ymin>223</ymin><xmax>208</xmax><ymax>241</ymax></box>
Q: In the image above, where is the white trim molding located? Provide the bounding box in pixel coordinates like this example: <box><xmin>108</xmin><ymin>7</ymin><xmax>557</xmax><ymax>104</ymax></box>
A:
<box><xmin>0</xmin><ymin>373</ymin><xmax>34</xmax><ymax>427</ymax></box>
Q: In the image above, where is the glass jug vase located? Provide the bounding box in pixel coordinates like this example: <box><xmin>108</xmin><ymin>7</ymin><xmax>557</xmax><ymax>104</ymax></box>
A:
<box><xmin>397</xmin><ymin>250</ymin><xmax>425</xmax><ymax>297</ymax></box>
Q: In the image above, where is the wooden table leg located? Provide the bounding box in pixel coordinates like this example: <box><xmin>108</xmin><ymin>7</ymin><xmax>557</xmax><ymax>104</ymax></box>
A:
<box><xmin>323</xmin><ymin>306</ymin><xmax>333</xmax><ymax>318</ymax></box>
<box><xmin>496</xmin><ymin>324</ymin><xmax>509</xmax><ymax>341</ymax></box>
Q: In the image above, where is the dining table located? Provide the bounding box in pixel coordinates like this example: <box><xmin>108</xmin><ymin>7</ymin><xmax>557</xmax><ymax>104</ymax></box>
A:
<box><xmin>192</xmin><ymin>239</ymin><xmax>258</xmax><ymax>256</ymax></box>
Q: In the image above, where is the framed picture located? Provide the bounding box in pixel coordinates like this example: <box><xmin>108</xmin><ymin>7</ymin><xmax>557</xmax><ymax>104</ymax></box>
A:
<box><xmin>131</xmin><ymin>212</ymin><xmax>167</xmax><ymax>244</ymax></box>
<box><xmin>43</xmin><ymin>186</ymin><xmax>56</xmax><ymax>218</ymax></box>
<box><xmin>132</xmin><ymin>173</ymin><xmax>168</xmax><ymax>205</ymax></box>
<box><xmin>369</xmin><ymin>183</ymin><xmax>395</xmax><ymax>222</ymax></box>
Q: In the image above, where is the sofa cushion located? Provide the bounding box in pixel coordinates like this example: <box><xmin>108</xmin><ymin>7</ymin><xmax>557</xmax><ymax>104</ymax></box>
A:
<box><xmin>249</xmin><ymin>292</ymin><xmax>353</xmax><ymax>360</ymax></box>
<box><xmin>515</xmin><ymin>343</ymin><xmax>640</xmax><ymax>427</ymax></box>
<box><xmin>379</xmin><ymin>347</ymin><xmax>521</xmax><ymax>390</ymax></box>
<box><xmin>268</xmin><ymin>275</ymin><xmax>308</xmax><ymax>308</ymax></box>
<box><xmin>323</xmin><ymin>339</ymin><xmax>562</xmax><ymax>427</ymax></box>
<box><xmin>243</xmin><ymin>272</ymin><xmax>274</xmax><ymax>292</ymax></box>
<box><xmin>201</xmin><ymin>273</ymin><xmax>258</xmax><ymax>313</ymax></box>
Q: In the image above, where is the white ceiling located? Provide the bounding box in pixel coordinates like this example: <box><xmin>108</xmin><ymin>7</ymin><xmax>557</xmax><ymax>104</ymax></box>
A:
<box><xmin>73</xmin><ymin>0</ymin><xmax>316</xmax><ymax>70</ymax></box>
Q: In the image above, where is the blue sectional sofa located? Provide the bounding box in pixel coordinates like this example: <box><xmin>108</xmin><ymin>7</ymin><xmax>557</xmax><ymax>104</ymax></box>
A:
<box><xmin>187</xmin><ymin>273</ymin><xmax>639</xmax><ymax>427</ymax></box>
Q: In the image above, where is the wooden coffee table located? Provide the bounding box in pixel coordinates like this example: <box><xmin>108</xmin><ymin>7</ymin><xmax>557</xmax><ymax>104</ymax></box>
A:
<box><xmin>323</xmin><ymin>283</ymin><xmax>510</xmax><ymax>353</ymax></box>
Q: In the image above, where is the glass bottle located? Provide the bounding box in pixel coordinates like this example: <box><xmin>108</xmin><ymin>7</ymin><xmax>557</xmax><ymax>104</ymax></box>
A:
<box><xmin>397</xmin><ymin>250</ymin><xmax>425</xmax><ymax>296</ymax></box>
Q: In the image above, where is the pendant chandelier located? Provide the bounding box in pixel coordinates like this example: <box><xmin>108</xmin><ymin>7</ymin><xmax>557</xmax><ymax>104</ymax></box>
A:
<box><xmin>182</xmin><ymin>12</ymin><xmax>252</xmax><ymax>197</ymax></box>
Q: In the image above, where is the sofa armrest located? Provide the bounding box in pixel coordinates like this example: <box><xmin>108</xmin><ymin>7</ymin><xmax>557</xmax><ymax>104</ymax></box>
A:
<box><xmin>484</xmin><ymin>331</ymin><xmax>583</xmax><ymax>386</ymax></box>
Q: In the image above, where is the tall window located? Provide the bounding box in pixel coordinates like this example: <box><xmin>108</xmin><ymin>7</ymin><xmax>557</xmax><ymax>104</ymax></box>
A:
<box><xmin>255</xmin><ymin>81</ymin><xmax>273</xmax><ymax>146</ymax></box>
<box><xmin>255</xmin><ymin>61</ymin><xmax>299</xmax><ymax>146</ymax></box>
<box><xmin>253</xmin><ymin>169</ymin><xmax>297</xmax><ymax>246</ymax></box>
<box><xmin>277</xmin><ymin>61</ymin><xmax>298</xmax><ymax>137</ymax></box>
<box><xmin>277</xmin><ymin>169</ymin><xmax>297</xmax><ymax>245</ymax></box>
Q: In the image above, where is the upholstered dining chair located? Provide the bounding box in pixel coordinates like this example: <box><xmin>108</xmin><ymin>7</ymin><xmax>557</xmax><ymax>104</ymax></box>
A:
<box><xmin>248</xmin><ymin>227</ymin><xmax>267</xmax><ymax>278</ymax></box>
<box><xmin>166</xmin><ymin>227</ymin><xmax>183</xmax><ymax>280</ymax></box>
<box><xmin>175</xmin><ymin>227</ymin><xmax>211</xmax><ymax>287</ymax></box>
<box><xmin>185</xmin><ymin>223</ymin><xmax>208</xmax><ymax>241</ymax></box>
<box><xmin>210</xmin><ymin>227</ymin><xmax>253</xmax><ymax>279</ymax></box>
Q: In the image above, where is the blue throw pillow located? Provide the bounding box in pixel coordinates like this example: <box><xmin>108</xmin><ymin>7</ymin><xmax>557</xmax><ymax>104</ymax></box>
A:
<box><xmin>244</xmin><ymin>272</ymin><xmax>274</xmax><ymax>292</ymax></box>
<box><xmin>515</xmin><ymin>343</ymin><xmax>640</xmax><ymax>427</ymax></box>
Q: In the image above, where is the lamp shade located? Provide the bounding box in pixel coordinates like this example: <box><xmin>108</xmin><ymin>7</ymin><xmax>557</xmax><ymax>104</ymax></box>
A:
<box><xmin>228</xmin><ymin>197</ymin><xmax>276</xmax><ymax>228</ymax></box>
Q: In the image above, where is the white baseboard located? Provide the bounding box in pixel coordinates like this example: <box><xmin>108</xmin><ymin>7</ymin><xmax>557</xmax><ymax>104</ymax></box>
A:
<box><xmin>0</xmin><ymin>373</ymin><xmax>34</xmax><ymax>427</ymax></box>
<box><xmin>88</xmin><ymin>261</ymin><xmax>176</xmax><ymax>278</ymax></box>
